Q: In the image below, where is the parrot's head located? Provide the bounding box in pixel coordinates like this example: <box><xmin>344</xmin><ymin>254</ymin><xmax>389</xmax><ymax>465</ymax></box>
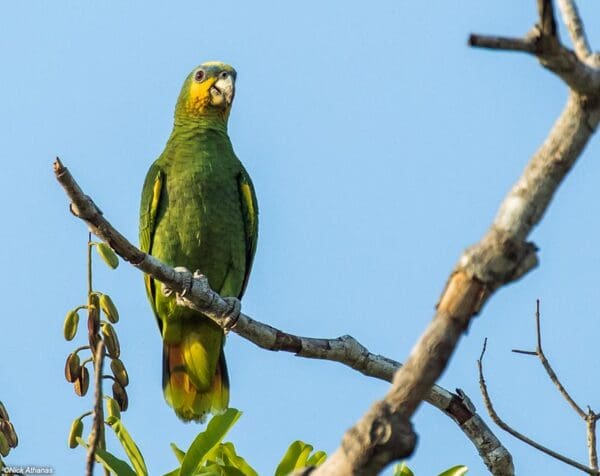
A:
<box><xmin>175</xmin><ymin>61</ymin><xmax>237</xmax><ymax>125</ymax></box>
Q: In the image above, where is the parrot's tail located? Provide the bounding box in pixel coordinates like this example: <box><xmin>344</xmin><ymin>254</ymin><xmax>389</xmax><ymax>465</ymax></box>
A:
<box><xmin>162</xmin><ymin>322</ymin><xmax>229</xmax><ymax>423</ymax></box>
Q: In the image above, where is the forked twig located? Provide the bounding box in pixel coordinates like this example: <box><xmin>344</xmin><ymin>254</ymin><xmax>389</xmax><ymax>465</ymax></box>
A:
<box><xmin>479</xmin><ymin>338</ymin><xmax>599</xmax><ymax>475</ymax></box>
<box><xmin>512</xmin><ymin>300</ymin><xmax>599</xmax><ymax>470</ymax></box>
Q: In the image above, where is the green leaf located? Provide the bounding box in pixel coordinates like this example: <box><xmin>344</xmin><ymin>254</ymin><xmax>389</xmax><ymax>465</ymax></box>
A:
<box><xmin>438</xmin><ymin>465</ymin><xmax>468</xmax><ymax>476</ymax></box>
<box><xmin>96</xmin><ymin>243</ymin><xmax>119</xmax><ymax>269</ymax></box>
<box><xmin>216</xmin><ymin>443</ymin><xmax>258</xmax><ymax>476</ymax></box>
<box><xmin>195</xmin><ymin>464</ymin><xmax>223</xmax><ymax>476</ymax></box>
<box><xmin>306</xmin><ymin>450</ymin><xmax>327</xmax><ymax>467</ymax></box>
<box><xmin>76</xmin><ymin>437</ymin><xmax>137</xmax><ymax>476</ymax></box>
<box><xmin>275</xmin><ymin>441</ymin><xmax>314</xmax><ymax>476</ymax></box>
<box><xmin>179</xmin><ymin>409</ymin><xmax>242</xmax><ymax>476</ymax></box>
<box><xmin>109</xmin><ymin>419</ymin><xmax>148</xmax><ymax>476</ymax></box>
<box><xmin>170</xmin><ymin>442</ymin><xmax>186</xmax><ymax>464</ymax></box>
<box><xmin>197</xmin><ymin>464</ymin><xmax>247</xmax><ymax>476</ymax></box>
<box><xmin>393</xmin><ymin>462</ymin><xmax>414</xmax><ymax>476</ymax></box>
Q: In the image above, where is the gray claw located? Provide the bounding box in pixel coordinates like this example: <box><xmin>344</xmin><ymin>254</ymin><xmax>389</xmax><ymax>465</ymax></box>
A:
<box><xmin>222</xmin><ymin>297</ymin><xmax>241</xmax><ymax>332</ymax></box>
<box><xmin>161</xmin><ymin>266</ymin><xmax>192</xmax><ymax>298</ymax></box>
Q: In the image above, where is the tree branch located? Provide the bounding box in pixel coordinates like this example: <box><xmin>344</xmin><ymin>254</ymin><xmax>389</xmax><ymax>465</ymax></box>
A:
<box><xmin>468</xmin><ymin>34</ymin><xmax>536</xmax><ymax>54</ymax></box>
<box><xmin>315</xmin><ymin>94</ymin><xmax>600</xmax><ymax>476</ymax></box>
<box><xmin>313</xmin><ymin>2</ymin><xmax>600</xmax><ymax>473</ymax></box>
<box><xmin>86</xmin><ymin>341</ymin><xmax>105</xmax><ymax>476</ymax></box>
<box><xmin>56</xmin><ymin>2</ymin><xmax>600</xmax><ymax>472</ymax></box>
<box><xmin>53</xmin><ymin>158</ymin><xmax>514</xmax><ymax>475</ymax></box>
<box><xmin>479</xmin><ymin>339</ymin><xmax>598</xmax><ymax>475</ymax></box>
<box><xmin>557</xmin><ymin>0</ymin><xmax>592</xmax><ymax>62</ymax></box>
<box><xmin>588</xmin><ymin>408</ymin><xmax>599</xmax><ymax>471</ymax></box>
<box><xmin>469</xmin><ymin>0</ymin><xmax>600</xmax><ymax>95</ymax></box>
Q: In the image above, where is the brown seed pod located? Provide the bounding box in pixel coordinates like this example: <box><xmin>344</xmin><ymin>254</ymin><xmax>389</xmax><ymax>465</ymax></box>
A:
<box><xmin>0</xmin><ymin>421</ymin><xmax>17</xmax><ymax>449</ymax></box>
<box><xmin>0</xmin><ymin>431</ymin><xmax>9</xmax><ymax>457</ymax></box>
<box><xmin>102</xmin><ymin>323</ymin><xmax>120</xmax><ymax>359</ymax></box>
<box><xmin>112</xmin><ymin>382</ymin><xmax>128</xmax><ymax>412</ymax></box>
<box><xmin>110</xmin><ymin>358</ymin><xmax>129</xmax><ymax>387</ymax></box>
<box><xmin>64</xmin><ymin>353</ymin><xmax>81</xmax><ymax>383</ymax></box>
<box><xmin>0</xmin><ymin>401</ymin><xmax>9</xmax><ymax>421</ymax></box>
<box><xmin>74</xmin><ymin>366</ymin><xmax>90</xmax><ymax>397</ymax></box>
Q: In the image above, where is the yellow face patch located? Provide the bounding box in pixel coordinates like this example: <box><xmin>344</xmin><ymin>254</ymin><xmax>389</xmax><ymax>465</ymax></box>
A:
<box><xmin>186</xmin><ymin>79</ymin><xmax>215</xmax><ymax>115</ymax></box>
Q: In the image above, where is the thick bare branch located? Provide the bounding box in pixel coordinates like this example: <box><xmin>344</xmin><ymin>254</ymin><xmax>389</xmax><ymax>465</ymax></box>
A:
<box><xmin>53</xmin><ymin>160</ymin><xmax>513</xmax><ymax>474</ymax></box>
<box><xmin>315</xmin><ymin>91</ymin><xmax>600</xmax><ymax>475</ymax></box>
<box><xmin>479</xmin><ymin>340</ymin><xmax>599</xmax><ymax>475</ymax></box>
<box><xmin>314</xmin><ymin>3</ymin><xmax>600</xmax><ymax>473</ymax></box>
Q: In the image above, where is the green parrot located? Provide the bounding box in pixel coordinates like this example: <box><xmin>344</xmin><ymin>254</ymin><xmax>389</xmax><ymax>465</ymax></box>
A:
<box><xmin>139</xmin><ymin>61</ymin><xmax>258</xmax><ymax>422</ymax></box>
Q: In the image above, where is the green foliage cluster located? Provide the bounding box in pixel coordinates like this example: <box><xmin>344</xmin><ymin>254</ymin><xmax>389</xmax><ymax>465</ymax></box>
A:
<box><xmin>73</xmin><ymin>408</ymin><xmax>326</xmax><ymax>476</ymax></box>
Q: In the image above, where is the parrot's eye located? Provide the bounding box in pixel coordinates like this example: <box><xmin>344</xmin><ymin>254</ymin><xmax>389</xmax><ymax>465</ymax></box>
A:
<box><xmin>194</xmin><ymin>70</ymin><xmax>206</xmax><ymax>82</ymax></box>
<box><xmin>219</xmin><ymin>71</ymin><xmax>229</xmax><ymax>79</ymax></box>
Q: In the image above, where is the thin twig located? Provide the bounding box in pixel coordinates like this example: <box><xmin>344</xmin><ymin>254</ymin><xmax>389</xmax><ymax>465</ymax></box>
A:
<box><xmin>478</xmin><ymin>339</ymin><xmax>599</xmax><ymax>475</ymax></box>
<box><xmin>588</xmin><ymin>408</ymin><xmax>599</xmax><ymax>471</ymax></box>
<box><xmin>511</xmin><ymin>349</ymin><xmax>537</xmax><ymax>356</ymax></box>
<box><xmin>557</xmin><ymin>0</ymin><xmax>592</xmax><ymax>61</ymax></box>
<box><xmin>468</xmin><ymin>34</ymin><xmax>536</xmax><ymax>54</ymax></box>
<box><xmin>86</xmin><ymin>341</ymin><xmax>105</xmax><ymax>476</ymax></box>
<box><xmin>530</xmin><ymin>300</ymin><xmax>586</xmax><ymax>418</ymax></box>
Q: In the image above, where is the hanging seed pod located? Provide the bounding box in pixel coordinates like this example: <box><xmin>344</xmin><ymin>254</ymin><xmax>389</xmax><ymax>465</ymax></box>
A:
<box><xmin>101</xmin><ymin>323</ymin><xmax>120</xmax><ymax>359</ymax></box>
<box><xmin>110</xmin><ymin>358</ymin><xmax>129</xmax><ymax>387</ymax></box>
<box><xmin>0</xmin><ymin>401</ymin><xmax>8</xmax><ymax>421</ymax></box>
<box><xmin>96</xmin><ymin>243</ymin><xmax>119</xmax><ymax>269</ymax></box>
<box><xmin>68</xmin><ymin>417</ymin><xmax>83</xmax><ymax>449</ymax></box>
<box><xmin>63</xmin><ymin>310</ymin><xmax>80</xmax><ymax>341</ymax></box>
<box><xmin>0</xmin><ymin>432</ymin><xmax>9</xmax><ymax>457</ymax></box>
<box><xmin>74</xmin><ymin>366</ymin><xmax>90</xmax><ymax>397</ymax></box>
<box><xmin>112</xmin><ymin>382</ymin><xmax>128</xmax><ymax>412</ymax></box>
<box><xmin>99</xmin><ymin>294</ymin><xmax>119</xmax><ymax>323</ymax></box>
<box><xmin>105</xmin><ymin>396</ymin><xmax>121</xmax><ymax>422</ymax></box>
<box><xmin>64</xmin><ymin>353</ymin><xmax>81</xmax><ymax>383</ymax></box>
<box><xmin>0</xmin><ymin>421</ymin><xmax>17</xmax><ymax>449</ymax></box>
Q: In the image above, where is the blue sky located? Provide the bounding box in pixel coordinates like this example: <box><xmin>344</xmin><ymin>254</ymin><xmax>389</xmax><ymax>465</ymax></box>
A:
<box><xmin>2</xmin><ymin>1</ymin><xmax>600</xmax><ymax>474</ymax></box>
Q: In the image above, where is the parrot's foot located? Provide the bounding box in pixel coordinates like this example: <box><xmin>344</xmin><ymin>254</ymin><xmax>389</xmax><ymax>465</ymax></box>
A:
<box><xmin>222</xmin><ymin>297</ymin><xmax>241</xmax><ymax>332</ymax></box>
<box><xmin>161</xmin><ymin>266</ymin><xmax>192</xmax><ymax>298</ymax></box>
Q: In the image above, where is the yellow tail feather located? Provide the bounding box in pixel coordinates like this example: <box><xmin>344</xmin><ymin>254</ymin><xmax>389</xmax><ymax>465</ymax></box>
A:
<box><xmin>163</xmin><ymin>340</ymin><xmax>229</xmax><ymax>423</ymax></box>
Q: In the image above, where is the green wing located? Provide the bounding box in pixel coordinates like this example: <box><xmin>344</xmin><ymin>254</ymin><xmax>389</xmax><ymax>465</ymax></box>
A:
<box><xmin>237</xmin><ymin>168</ymin><xmax>259</xmax><ymax>298</ymax></box>
<box><xmin>139</xmin><ymin>162</ymin><xmax>164</xmax><ymax>328</ymax></box>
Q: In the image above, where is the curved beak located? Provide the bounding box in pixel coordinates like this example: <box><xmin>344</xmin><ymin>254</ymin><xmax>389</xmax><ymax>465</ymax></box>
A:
<box><xmin>210</xmin><ymin>75</ymin><xmax>235</xmax><ymax>107</ymax></box>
